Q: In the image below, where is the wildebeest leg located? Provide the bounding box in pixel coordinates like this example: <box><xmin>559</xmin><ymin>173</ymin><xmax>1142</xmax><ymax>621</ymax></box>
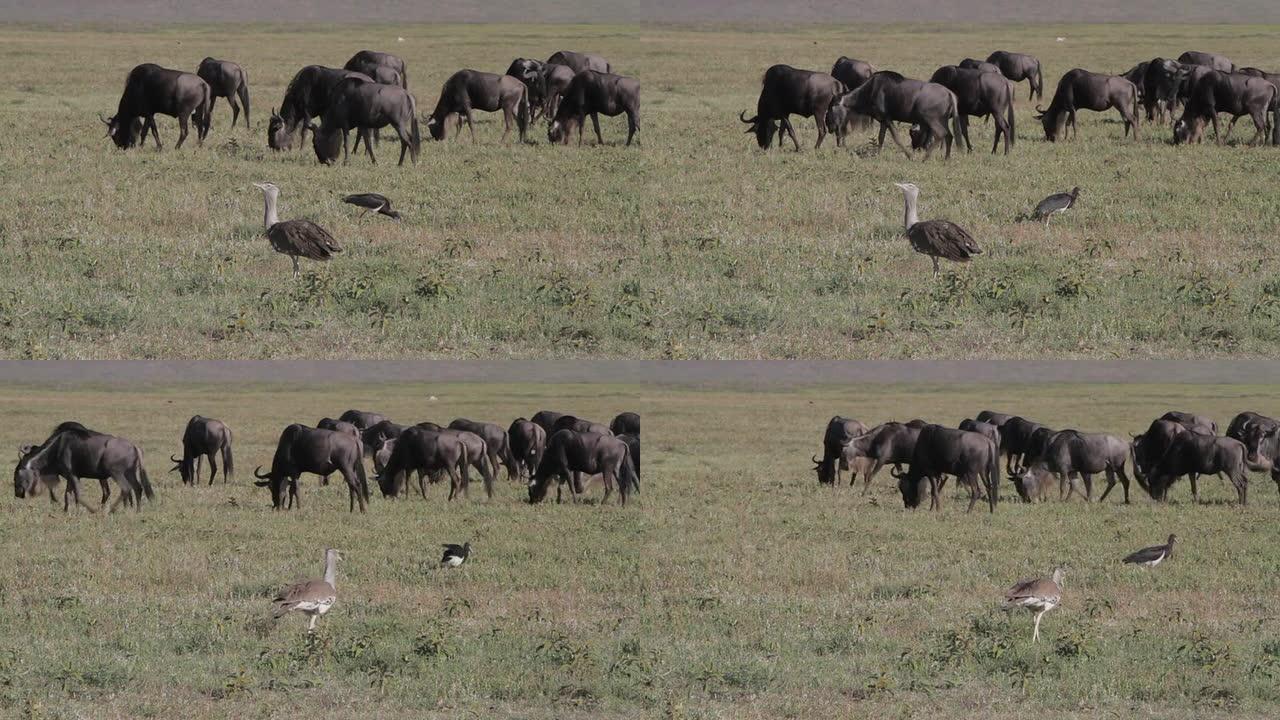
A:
<box><xmin>175</xmin><ymin>114</ymin><xmax>190</xmax><ymax>149</ymax></box>
<box><xmin>782</xmin><ymin>117</ymin><xmax>799</xmax><ymax>151</ymax></box>
<box><xmin>66</xmin><ymin>475</ymin><xmax>96</xmax><ymax>513</ymax></box>
<box><xmin>340</xmin><ymin>130</ymin><xmax>351</xmax><ymax>164</ymax></box>
<box><xmin>1099</xmin><ymin>467</ymin><xmax>1117</xmax><ymax>501</ymax></box>
<box><xmin>960</xmin><ymin>115</ymin><xmax>973</xmax><ymax>153</ymax></box>
<box><xmin>965</xmin><ymin>474</ymin><xmax>979</xmax><ymax>512</ymax></box>
<box><xmin>928</xmin><ymin>475</ymin><xmax>941</xmax><ymax>511</ymax></box>
<box><xmin>147</xmin><ymin>117</ymin><xmax>162</xmax><ymax>149</ymax></box>
<box><xmin>501</xmin><ymin>106</ymin><xmax>513</xmax><ymax>143</ymax></box>
<box><xmin>1189</xmin><ymin>473</ymin><xmax>1199</xmax><ymax>502</ymax></box>
<box><xmin>589</xmin><ymin>113</ymin><xmax>603</xmax><ymax>145</ymax></box>
<box><xmin>107</xmin><ymin>473</ymin><xmax>132</xmax><ymax>513</ymax></box>
<box><xmin>1246</xmin><ymin>111</ymin><xmax>1265</xmax><ymax>145</ymax></box>
<box><xmin>206</xmin><ymin>453</ymin><xmax>218</xmax><ymax>486</ymax></box>
<box><xmin>814</xmin><ymin>109</ymin><xmax>827</xmax><ymax>149</ymax></box>
<box><xmin>883</xmin><ymin>122</ymin><xmax>912</xmax><ymax>160</ymax></box>
<box><xmin>602</xmin><ymin>469</ymin><xmax>614</xmax><ymax>505</ymax></box>
<box><xmin>625</xmin><ymin>110</ymin><xmax>638</xmax><ymax>146</ymax></box>
<box><xmin>362</xmin><ymin>129</ymin><xmax>377</xmax><ymax>164</ymax></box>
<box><xmin>862</xmin><ymin>460</ymin><xmax>883</xmax><ymax>494</ymax></box>
<box><xmin>342</xmin><ymin>469</ymin><xmax>364</xmax><ymax>513</ymax></box>
<box><xmin>1081</xmin><ymin>472</ymin><xmax>1094</xmax><ymax>501</ymax></box>
<box><xmin>464</xmin><ymin>110</ymin><xmax>477</xmax><ymax>143</ymax></box>
<box><xmin>419</xmin><ymin>471</ymin><xmax>429</xmax><ymax>499</ymax></box>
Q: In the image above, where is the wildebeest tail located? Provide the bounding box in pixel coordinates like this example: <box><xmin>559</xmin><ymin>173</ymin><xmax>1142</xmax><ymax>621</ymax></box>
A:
<box><xmin>355</xmin><ymin>454</ymin><xmax>370</xmax><ymax>502</ymax></box>
<box><xmin>1035</xmin><ymin>59</ymin><xmax>1044</xmax><ymax>100</ymax></box>
<box><xmin>1006</xmin><ymin>84</ymin><xmax>1016</xmax><ymax>146</ymax></box>
<box><xmin>134</xmin><ymin>446</ymin><xmax>155</xmax><ymax>501</ymax></box>
<box><xmin>986</xmin><ymin>447</ymin><xmax>999</xmax><ymax>512</ymax></box>
<box><xmin>620</xmin><ymin>447</ymin><xmax>640</xmax><ymax>495</ymax></box>
<box><xmin>237</xmin><ymin>68</ymin><xmax>251</xmax><ymax>128</ymax></box>
<box><xmin>408</xmin><ymin>93</ymin><xmax>421</xmax><ymax>162</ymax></box>
<box><xmin>517</xmin><ymin>84</ymin><xmax>530</xmax><ymax>138</ymax></box>
<box><xmin>949</xmin><ymin>90</ymin><xmax>961</xmax><ymax>145</ymax></box>
<box><xmin>401</xmin><ymin>64</ymin><xmax>409</xmax><ymax>90</ymax></box>
<box><xmin>222</xmin><ymin>433</ymin><xmax>234</xmax><ymax>484</ymax></box>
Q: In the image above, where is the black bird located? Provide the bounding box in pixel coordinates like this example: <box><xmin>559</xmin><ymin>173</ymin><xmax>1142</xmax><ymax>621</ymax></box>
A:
<box><xmin>252</xmin><ymin>182</ymin><xmax>341</xmax><ymax>277</ymax></box>
<box><xmin>342</xmin><ymin>193</ymin><xmax>402</xmax><ymax>220</ymax></box>
<box><xmin>1123</xmin><ymin>534</ymin><xmax>1176</xmax><ymax>568</ymax></box>
<box><xmin>893</xmin><ymin>182</ymin><xmax>982</xmax><ymax>276</ymax></box>
<box><xmin>1031</xmin><ymin>186</ymin><xmax>1081</xmax><ymax>226</ymax></box>
<box><xmin>440</xmin><ymin>542</ymin><xmax>470</xmax><ymax>568</ymax></box>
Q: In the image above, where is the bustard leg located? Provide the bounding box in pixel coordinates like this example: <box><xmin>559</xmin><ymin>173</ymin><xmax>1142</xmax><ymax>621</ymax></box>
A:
<box><xmin>307</xmin><ymin>614</ymin><xmax>318</xmax><ymax>632</ymax></box>
<box><xmin>931</xmin><ymin>256</ymin><xmax>940</xmax><ymax>277</ymax></box>
<box><xmin>1032</xmin><ymin>610</ymin><xmax>1044</xmax><ymax>642</ymax></box>
<box><xmin>291</xmin><ymin>256</ymin><xmax>300</xmax><ymax>278</ymax></box>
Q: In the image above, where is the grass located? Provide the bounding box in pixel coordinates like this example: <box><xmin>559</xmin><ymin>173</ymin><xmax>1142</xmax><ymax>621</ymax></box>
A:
<box><xmin>3</xmin><ymin>378</ymin><xmax>1280</xmax><ymax>718</ymax></box>
<box><xmin>2</xmin><ymin>23</ymin><xmax>1280</xmax><ymax>359</ymax></box>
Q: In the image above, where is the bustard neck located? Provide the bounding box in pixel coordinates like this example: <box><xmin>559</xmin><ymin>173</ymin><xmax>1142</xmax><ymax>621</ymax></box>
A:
<box><xmin>262</xmin><ymin>192</ymin><xmax>279</xmax><ymax>229</ymax></box>
<box><xmin>902</xmin><ymin>192</ymin><xmax>919</xmax><ymax>231</ymax></box>
<box><xmin>323</xmin><ymin>552</ymin><xmax>338</xmax><ymax>588</ymax></box>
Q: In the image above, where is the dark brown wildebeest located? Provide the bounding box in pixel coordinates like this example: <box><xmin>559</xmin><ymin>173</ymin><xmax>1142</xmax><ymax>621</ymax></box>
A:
<box><xmin>1174</xmin><ymin>70</ymin><xmax>1278</xmax><ymax>145</ymax></box>
<box><xmin>425</xmin><ymin>69</ymin><xmax>530</xmax><ymax>143</ymax></box>
<box><xmin>1036</xmin><ymin>69</ymin><xmax>1139</xmax><ymax>141</ymax></box>
<box><xmin>270</xmin><ymin>66</ymin><xmax>372</xmax><ymax>150</ymax></box>
<box><xmin>1227</xmin><ymin>411</ymin><xmax>1279</xmax><ymax>462</ymax></box>
<box><xmin>1145</xmin><ymin>433</ymin><xmax>1263</xmax><ymax>504</ymax></box>
<box><xmin>14</xmin><ymin>422</ymin><xmax>154</xmax><ymax>513</ymax></box>
<box><xmin>531</xmin><ymin>410</ymin><xmax>566</xmax><ymax>435</ymax></box>
<box><xmin>929</xmin><ymin>65</ymin><xmax>1015</xmax><ymax>154</ymax></box>
<box><xmin>360</xmin><ymin>419</ymin><xmax>404</xmax><ymax>456</ymax></box>
<box><xmin>450</xmin><ymin>418</ymin><xmax>517</xmax><ymax>481</ymax></box>
<box><xmin>344</xmin><ymin>50</ymin><xmax>408</xmax><ymax>89</ymax></box>
<box><xmin>1178</xmin><ymin>51</ymin><xmax>1234</xmax><ymax>73</ymax></box>
<box><xmin>985</xmin><ymin>50</ymin><xmax>1044</xmax><ymax>100</ymax></box>
<box><xmin>831</xmin><ymin>420</ymin><xmax>924</xmax><ymax>493</ymax></box>
<box><xmin>316</xmin><ymin>417</ymin><xmax>363</xmax><ymax>486</ymax></box>
<box><xmin>253</xmin><ymin>424</ymin><xmax>369</xmax><ymax>512</ymax></box>
<box><xmin>196</xmin><ymin>57</ymin><xmax>250</xmax><ymax>130</ymax></box>
<box><xmin>508</xmin><ymin>418</ymin><xmax>547</xmax><ymax>481</ymax></box>
<box><xmin>1138</xmin><ymin>58</ymin><xmax>1188</xmax><ymax>122</ymax></box>
<box><xmin>102</xmin><ymin>63</ymin><xmax>211</xmax><ymax>150</ymax></box>
<box><xmin>829</xmin><ymin>71</ymin><xmax>959</xmax><ymax>159</ymax></box>
<box><xmin>506</xmin><ymin>58</ymin><xmax>547</xmax><ymax>116</ymax></box>
<box><xmin>1130</xmin><ymin>418</ymin><xmax>1219</xmax><ymax>500</ymax></box>
<box><xmin>610</xmin><ymin>412</ymin><xmax>640</xmax><ymax>436</ymax></box>
<box><xmin>547</xmin><ymin>50</ymin><xmax>610</xmax><ymax>74</ymax></box>
<box><xmin>1245</xmin><ymin>423</ymin><xmax>1280</xmax><ymax>495</ymax></box>
<box><xmin>312</xmin><ymin>77</ymin><xmax>421</xmax><ymax>165</ymax></box>
<box><xmin>999</xmin><ymin>416</ymin><xmax>1048</xmax><ymax>475</ymax></box>
<box><xmin>1013</xmin><ymin>430</ymin><xmax>1132</xmax><ymax>503</ymax></box>
<box><xmin>958</xmin><ymin>58</ymin><xmax>1002</xmax><ymax>75</ymax></box>
<box><xmin>416</xmin><ymin>423</ymin><xmax>495</xmax><ymax>499</ymax></box>
<box><xmin>816</xmin><ymin>416</ymin><xmax>868</xmax><ymax>485</ymax></box>
<box><xmin>172</xmin><ymin>415</ymin><xmax>233</xmax><ymax>485</ymax></box>
<box><xmin>528</xmin><ymin>430</ymin><xmax>638</xmax><ymax>506</ymax></box>
<box><xmin>549</xmin><ymin>70</ymin><xmax>641</xmax><ymax>146</ymax></box>
<box><xmin>741</xmin><ymin>64</ymin><xmax>844</xmax><ymax>150</ymax></box>
<box><xmin>892</xmin><ymin>424</ymin><xmax>999</xmax><ymax>512</ymax></box>
<box><xmin>374</xmin><ymin>426</ymin><xmax>471</xmax><ymax>500</ymax></box>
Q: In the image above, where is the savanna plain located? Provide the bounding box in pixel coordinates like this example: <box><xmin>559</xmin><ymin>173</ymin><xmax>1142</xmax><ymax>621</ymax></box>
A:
<box><xmin>4</xmin><ymin>23</ymin><xmax>1280</xmax><ymax>359</ymax></box>
<box><xmin>2</xmin><ymin>379</ymin><xmax>1280</xmax><ymax>719</ymax></box>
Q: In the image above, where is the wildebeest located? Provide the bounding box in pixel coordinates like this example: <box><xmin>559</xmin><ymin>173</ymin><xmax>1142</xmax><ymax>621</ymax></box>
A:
<box><xmin>312</xmin><ymin>77</ymin><xmax>421</xmax><ymax>165</ymax></box>
<box><xmin>929</xmin><ymin>65</ymin><xmax>1015</xmax><ymax>154</ymax></box>
<box><xmin>610</xmin><ymin>412</ymin><xmax>640</xmax><ymax>437</ymax></box>
<box><xmin>892</xmin><ymin>424</ymin><xmax>999</xmax><ymax>512</ymax></box>
<box><xmin>449</xmin><ymin>419</ymin><xmax>517</xmax><ymax>481</ymax></box>
<box><xmin>531</xmin><ymin>410</ymin><xmax>566</xmax><ymax>434</ymax></box>
<box><xmin>417</xmin><ymin>423</ymin><xmax>495</xmax><ymax>498</ymax></box>
<box><xmin>425</xmin><ymin>70</ymin><xmax>530</xmax><ymax>143</ymax></box>
<box><xmin>552</xmin><ymin>415</ymin><xmax>612</xmax><ymax>436</ymax></box>
<box><xmin>547</xmin><ymin>50</ymin><xmax>610</xmax><ymax>74</ymax></box>
<box><xmin>173</xmin><ymin>415</ymin><xmax>233</xmax><ymax>486</ymax></box>
<box><xmin>1178</xmin><ymin>51</ymin><xmax>1234</xmax><ymax>73</ymax></box>
<box><xmin>976</xmin><ymin>410</ymin><xmax>1016</xmax><ymax>428</ymax></box>
<box><xmin>102</xmin><ymin>63</ymin><xmax>211</xmax><ymax>150</ymax></box>
<box><xmin>816</xmin><ymin>416</ymin><xmax>869</xmax><ymax>485</ymax></box>
<box><xmin>1139</xmin><ymin>58</ymin><xmax>1188</xmax><ymax>122</ymax></box>
<box><xmin>269</xmin><ymin>66</ymin><xmax>372</xmax><ymax>151</ymax></box>
<box><xmin>340</xmin><ymin>409</ymin><xmax>388</xmax><ymax>430</ymax></box>
<box><xmin>508</xmin><ymin>418</ymin><xmax>548</xmax><ymax>480</ymax></box>
<box><xmin>997</xmin><ymin>416</ymin><xmax>1047</xmax><ymax>474</ymax></box>
<box><xmin>549</xmin><ymin>70</ymin><xmax>641</xmax><ymax>146</ymax></box>
<box><xmin>1036</xmin><ymin>69</ymin><xmax>1139</xmax><ymax>141</ymax></box>
<box><xmin>528</xmin><ymin>430</ymin><xmax>638</xmax><ymax>506</ymax></box>
<box><xmin>360</xmin><ymin>419</ymin><xmax>404</xmax><ymax>455</ymax></box>
<box><xmin>253</xmin><ymin>424</ymin><xmax>369</xmax><ymax>512</ymax></box>
<box><xmin>740</xmin><ymin>65</ymin><xmax>845</xmax><ymax>150</ymax></box>
<box><xmin>958</xmin><ymin>58</ymin><xmax>1001</xmax><ymax>75</ymax></box>
<box><xmin>985</xmin><ymin>50</ymin><xmax>1044</xmax><ymax>99</ymax></box>
<box><xmin>829</xmin><ymin>71</ymin><xmax>959</xmax><ymax>159</ymax></box>
<box><xmin>1244</xmin><ymin>423</ymin><xmax>1280</xmax><ymax>494</ymax></box>
<box><xmin>374</xmin><ymin>426</ymin><xmax>471</xmax><ymax>500</ymax></box>
<box><xmin>835</xmin><ymin>420</ymin><xmax>923</xmax><ymax>493</ymax></box>
<box><xmin>14</xmin><ymin>423</ymin><xmax>153</xmax><ymax>513</ymax></box>
<box><xmin>1173</xmin><ymin>70</ymin><xmax>1278</xmax><ymax>145</ymax></box>
<box><xmin>1014</xmin><ymin>430</ymin><xmax>1132</xmax><ymax>503</ymax></box>
<box><xmin>344</xmin><ymin>50</ymin><xmax>408</xmax><ymax>89</ymax></box>
<box><xmin>1144</xmin><ymin>433</ymin><xmax>1263</xmax><ymax>504</ymax></box>
<box><xmin>506</xmin><ymin>60</ymin><xmax>577</xmax><ymax>119</ymax></box>
<box><xmin>1227</xmin><ymin>411</ymin><xmax>1279</xmax><ymax>462</ymax></box>
<box><xmin>958</xmin><ymin>419</ymin><xmax>1002</xmax><ymax>447</ymax></box>
<box><xmin>315</xmin><ymin>417</ymin><xmax>362</xmax><ymax>485</ymax></box>
<box><xmin>1012</xmin><ymin>467</ymin><xmax>1055</xmax><ymax>502</ymax></box>
<box><xmin>196</xmin><ymin>57</ymin><xmax>250</xmax><ymax>130</ymax></box>
<box><xmin>831</xmin><ymin>56</ymin><xmax>876</xmax><ymax>90</ymax></box>
<box><xmin>1160</xmin><ymin>411</ymin><xmax>1217</xmax><ymax>435</ymax></box>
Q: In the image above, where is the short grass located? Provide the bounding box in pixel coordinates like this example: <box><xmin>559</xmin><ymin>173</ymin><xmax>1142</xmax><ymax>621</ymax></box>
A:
<box><xmin>3</xmin><ymin>379</ymin><xmax>1280</xmax><ymax>718</ymax></box>
<box><xmin>3</xmin><ymin>23</ymin><xmax>1280</xmax><ymax>359</ymax></box>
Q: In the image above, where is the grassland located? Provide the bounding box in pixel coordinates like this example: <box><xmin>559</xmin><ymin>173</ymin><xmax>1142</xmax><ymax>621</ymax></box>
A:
<box><xmin>3</xmin><ymin>23</ymin><xmax>1280</xmax><ymax>360</ymax></box>
<box><xmin>3</xmin><ymin>378</ymin><xmax>1280</xmax><ymax>718</ymax></box>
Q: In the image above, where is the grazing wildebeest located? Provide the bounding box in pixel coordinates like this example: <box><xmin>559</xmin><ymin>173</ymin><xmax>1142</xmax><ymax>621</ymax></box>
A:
<box><xmin>528</xmin><ymin>430</ymin><xmax>638</xmax><ymax>506</ymax></box>
<box><xmin>829</xmin><ymin>71</ymin><xmax>959</xmax><ymax>159</ymax></box>
<box><xmin>173</xmin><ymin>415</ymin><xmax>233</xmax><ymax>486</ymax></box>
<box><xmin>929</xmin><ymin>65</ymin><xmax>1015</xmax><ymax>154</ymax></box>
<box><xmin>1145</xmin><ymin>433</ymin><xmax>1263</xmax><ymax>504</ymax></box>
<box><xmin>740</xmin><ymin>64</ymin><xmax>845</xmax><ymax>150</ymax></box>
<box><xmin>196</xmin><ymin>57</ymin><xmax>250</xmax><ymax>130</ymax></box>
<box><xmin>102</xmin><ymin>63</ymin><xmax>211</xmax><ymax>150</ymax></box>
<box><xmin>1139</xmin><ymin>58</ymin><xmax>1187</xmax><ymax>122</ymax></box>
<box><xmin>998</xmin><ymin>416</ymin><xmax>1047</xmax><ymax>474</ymax></box>
<box><xmin>1173</xmin><ymin>70</ymin><xmax>1277</xmax><ymax>145</ymax></box>
<box><xmin>374</xmin><ymin>426</ymin><xmax>471</xmax><ymax>500</ymax></box>
<box><xmin>958</xmin><ymin>419</ymin><xmax>1002</xmax><ymax>447</ymax></box>
<box><xmin>1014</xmin><ymin>430</ymin><xmax>1132</xmax><ymax>503</ymax></box>
<box><xmin>1160</xmin><ymin>411</ymin><xmax>1217</xmax><ymax>435</ymax></box>
<box><xmin>315</xmin><ymin>417</ymin><xmax>362</xmax><ymax>485</ymax></box>
<box><xmin>449</xmin><ymin>419</ymin><xmax>517</xmax><ymax>481</ymax></box>
<box><xmin>269</xmin><ymin>66</ymin><xmax>372</xmax><ymax>151</ymax></box>
<box><xmin>344</xmin><ymin>50</ymin><xmax>408</xmax><ymax>89</ymax></box>
<box><xmin>892</xmin><ymin>424</ymin><xmax>1000</xmax><ymax>512</ymax></box>
<box><xmin>1012</xmin><ymin>467</ymin><xmax>1055</xmax><ymax>502</ymax></box>
<box><xmin>508</xmin><ymin>418</ymin><xmax>547</xmax><ymax>480</ymax></box>
<box><xmin>959</xmin><ymin>58</ymin><xmax>1001</xmax><ymax>75</ymax></box>
<box><xmin>547</xmin><ymin>50</ymin><xmax>610</xmax><ymax>74</ymax></box>
<box><xmin>816</xmin><ymin>416</ymin><xmax>869</xmax><ymax>485</ymax></box>
<box><xmin>425</xmin><ymin>70</ymin><xmax>530</xmax><ymax>143</ymax></box>
<box><xmin>1178</xmin><ymin>51</ymin><xmax>1234</xmax><ymax>73</ymax></box>
<box><xmin>549</xmin><ymin>70</ymin><xmax>641</xmax><ymax>146</ymax></box>
<box><xmin>253</xmin><ymin>424</ymin><xmax>369</xmax><ymax>512</ymax></box>
<box><xmin>1036</xmin><ymin>69</ymin><xmax>1139</xmax><ymax>141</ymax></box>
<box><xmin>1130</xmin><ymin>418</ymin><xmax>1220</xmax><ymax>500</ymax></box>
<box><xmin>417</xmin><ymin>423</ymin><xmax>495</xmax><ymax>499</ymax></box>
<box><xmin>834</xmin><ymin>420</ymin><xmax>923</xmax><ymax>493</ymax></box>
<box><xmin>986</xmin><ymin>51</ymin><xmax>1044</xmax><ymax>99</ymax></box>
<box><xmin>312</xmin><ymin>77</ymin><xmax>421</xmax><ymax>165</ymax></box>
<box><xmin>610</xmin><ymin>412</ymin><xmax>640</xmax><ymax>437</ymax></box>
<box><xmin>14</xmin><ymin>423</ymin><xmax>153</xmax><ymax>513</ymax></box>
<box><xmin>531</xmin><ymin>410</ymin><xmax>567</xmax><ymax>435</ymax></box>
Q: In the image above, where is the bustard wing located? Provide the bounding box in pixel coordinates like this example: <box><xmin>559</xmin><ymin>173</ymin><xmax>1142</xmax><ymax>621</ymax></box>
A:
<box><xmin>268</xmin><ymin>220</ymin><xmax>342</xmax><ymax>261</ymax></box>
<box><xmin>908</xmin><ymin>220</ymin><xmax>981</xmax><ymax>262</ymax></box>
<box><xmin>1004</xmin><ymin>576</ymin><xmax>1060</xmax><ymax>604</ymax></box>
<box><xmin>271</xmin><ymin>579</ymin><xmax>336</xmax><ymax>617</ymax></box>
<box><xmin>1123</xmin><ymin>544</ymin><xmax>1167</xmax><ymax>564</ymax></box>
<box><xmin>1033</xmin><ymin>193</ymin><xmax>1071</xmax><ymax>217</ymax></box>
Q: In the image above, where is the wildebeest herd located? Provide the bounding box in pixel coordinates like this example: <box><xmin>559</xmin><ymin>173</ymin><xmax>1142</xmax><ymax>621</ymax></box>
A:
<box><xmin>12</xmin><ymin>409</ymin><xmax>639</xmax><ymax>514</ymax></box>
<box><xmin>814</xmin><ymin>409</ymin><xmax>1280</xmax><ymax>511</ymax></box>
<box><xmin>743</xmin><ymin>48</ymin><xmax>1279</xmax><ymax>157</ymax></box>
<box><xmin>103</xmin><ymin>47</ymin><xmax>642</xmax><ymax>161</ymax></box>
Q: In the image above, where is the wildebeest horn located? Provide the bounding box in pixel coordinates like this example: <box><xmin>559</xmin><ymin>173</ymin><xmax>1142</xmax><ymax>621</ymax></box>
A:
<box><xmin>98</xmin><ymin>113</ymin><xmax>110</xmax><ymax>126</ymax></box>
<box><xmin>890</xmin><ymin>466</ymin><xmax>905</xmax><ymax>479</ymax></box>
<box><xmin>738</xmin><ymin>110</ymin><xmax>756</xmax><ymax>124</ymax></box>
<box><xmin>253</xmin><ymin>466</ymin><xmax>271</xmax><ymax>479</ymax></box>
<box><xmin>811</xmin><ymin>454</ymin><xmax>821</xmax><ymax>465</ymax></box>
<box><xmin>170</xmin><ymin>454</ymin><xmax>180</xmax><ymax>463</ymax></box>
